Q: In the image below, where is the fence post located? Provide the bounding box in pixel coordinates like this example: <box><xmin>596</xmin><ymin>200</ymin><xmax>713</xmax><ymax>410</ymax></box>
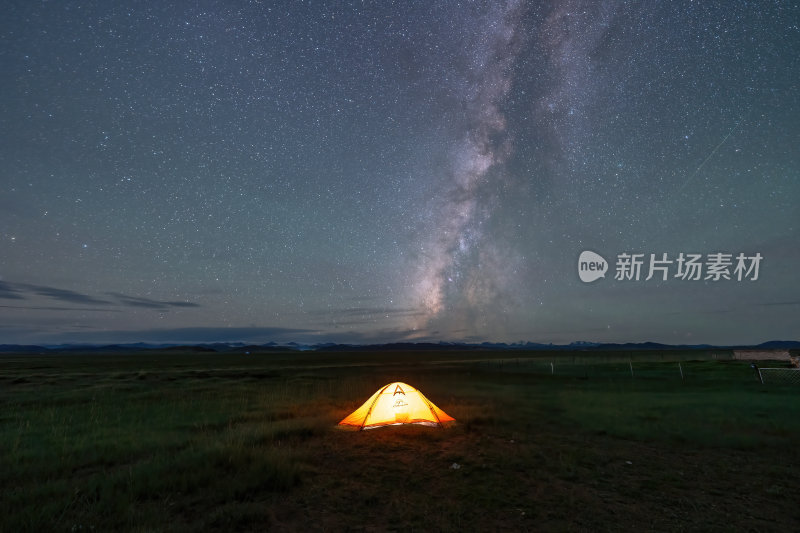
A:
<box><xmin>678</xmin><ymin>362</ymin><xmax>684</xmax><ymax>381</ymax></box>
<box><xmin>750</xmin><ymin>363</ymin><xmax>763</xmax><ymax>384</ymax></box>
<box><xmin>550</xmin><ymin>361</ymin><xmax>554</xmax><ymax>375</ymax></box>
<box><xmin>629</xmin><ymin>360</ymin><xmax>634</xmax><ymax>378</ymax></box>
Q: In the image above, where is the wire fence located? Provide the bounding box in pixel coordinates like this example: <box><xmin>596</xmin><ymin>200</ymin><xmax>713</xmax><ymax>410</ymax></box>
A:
<box><xmin>477</xmin><ymin>360</ymin><xmax>691</xmax><ymax>380</ymax></box>
<box><xmin>464</xmin><ymin>353</ymin><xmax>776</xmax><ymax>383</ymax></box>
<box><xmin>758</xmin><ymin>368</ymin><xmax>800</xmax><ymax>385</ymax></box>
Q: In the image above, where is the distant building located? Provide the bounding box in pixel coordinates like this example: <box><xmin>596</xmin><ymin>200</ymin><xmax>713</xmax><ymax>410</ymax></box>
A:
<box><xmin>733</xmin><ymin>350</ymin><xmax>791</xmax><ymax>361</ymax></box>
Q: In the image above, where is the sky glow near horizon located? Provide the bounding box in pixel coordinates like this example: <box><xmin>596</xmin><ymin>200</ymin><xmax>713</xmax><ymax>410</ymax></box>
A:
<box><xmin>1</xmin><ymin>1</ymin><xmax>798</xmax><ymax>346</ymax></box>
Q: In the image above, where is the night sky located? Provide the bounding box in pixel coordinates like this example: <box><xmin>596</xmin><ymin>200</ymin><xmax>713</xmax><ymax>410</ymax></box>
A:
<box><xmin>1</xmin><ymin>1</ymin><xmax>798</xmax><ymax>346</ymax></box>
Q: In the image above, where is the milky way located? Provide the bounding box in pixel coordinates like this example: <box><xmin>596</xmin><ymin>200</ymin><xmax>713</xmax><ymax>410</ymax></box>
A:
<box><xmin>409</xmin><ymin>1</ymin><xmax>524</xmax><ymax>337</ymax></box>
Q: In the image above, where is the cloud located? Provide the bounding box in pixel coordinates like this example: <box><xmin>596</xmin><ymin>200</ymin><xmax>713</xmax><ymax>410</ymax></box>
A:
<box><xmin>15</xmin><ymin>283</ymin><xmax>111</xmax><ymax>305</ymax></box>
<box><xmin>0</xmin><ymin>282</ymin><xmax>200</xmax><ymax>309</ymax></box>
<box><xmin>0</xmin><ymin>281</ymin><xmax>25</xmax><ymax>300</ymax></box>
<box><xmin>300</xmin><ymin>307</ymin><xmax>426</xmax><ymax>330</ymax></box>
<box><xmin>105</xmin><ymin>292</ymin><xmax>201</xmax><ymax>309</ymax></box>
<box><xmin>40</xmin><ymin>326</ymin><xmax>316</xmax><ymax>345</ymax></box>
<box><xmin>304</xmin><ymin>327</ymin><xmax>447</xmax><ymax>345</ymax></box>
<box><xmin>0</xmin><ymin>304</ymin><xmax>122</xmax><ymax>313</ymax></box>
<box><xmin>305</xmin><ymin>306</ymin><xmax>422</xmax><ymax>319</ymax></box>
<box><xmin>0</xmin><ymin>317</ymin><xmax>504</xmax><ymax>346</ymax></box>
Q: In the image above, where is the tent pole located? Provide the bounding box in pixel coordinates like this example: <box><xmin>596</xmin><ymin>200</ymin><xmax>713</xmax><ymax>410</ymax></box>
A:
<box><xmin>360</xmin><ymin>384</ymin><xmax>391</xmax><ymax>430</ymax></box>
<box><xmin>419</xmin><ymin>392</ymin><xmax>444</xmax><ymax>428</ymax></box>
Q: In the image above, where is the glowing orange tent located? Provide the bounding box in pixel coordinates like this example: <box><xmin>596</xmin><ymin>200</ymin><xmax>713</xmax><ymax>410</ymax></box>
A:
<box><xmin>339</xmin><ymin>382</ymin><xmax>455</xmax><ymax>430</ymax></box>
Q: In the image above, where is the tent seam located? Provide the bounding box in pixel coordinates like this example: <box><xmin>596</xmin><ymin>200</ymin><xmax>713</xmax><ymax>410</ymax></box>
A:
<box><xmin>360</xmin><ymin>383</ymin><xmax>391</xmax><ymax>431</ymax></box>
<box><xmin>419</xmin><ymin>392</ymin><xmax>444</xmax><ymax>427</ymax></box>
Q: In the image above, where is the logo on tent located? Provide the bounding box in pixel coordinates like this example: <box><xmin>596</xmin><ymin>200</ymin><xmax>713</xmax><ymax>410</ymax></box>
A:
<box><xmin>392</xmin><ymin>384</ymin><xmax>406</xmax><ymax>396</ymax></box>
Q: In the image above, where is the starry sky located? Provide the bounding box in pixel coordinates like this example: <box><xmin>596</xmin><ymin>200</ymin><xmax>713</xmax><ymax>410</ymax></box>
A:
<box><xmin>1</xmin><ymin>1</ymin><xmax>798</xmax><ymax>346</ymax></box>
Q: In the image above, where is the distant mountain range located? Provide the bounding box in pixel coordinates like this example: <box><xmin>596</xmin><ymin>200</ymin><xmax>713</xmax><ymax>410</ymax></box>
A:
<box><xmin>1</xmin><ymin>340</ymin><xmax>798</xmax><ymax>354</ymax></box>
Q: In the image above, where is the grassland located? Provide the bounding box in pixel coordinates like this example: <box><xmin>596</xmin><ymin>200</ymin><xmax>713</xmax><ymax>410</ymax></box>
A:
<box><xmin>1</xmin><ymin>349</ymin><xmax>798</xmax><ymax>531</ymax></box>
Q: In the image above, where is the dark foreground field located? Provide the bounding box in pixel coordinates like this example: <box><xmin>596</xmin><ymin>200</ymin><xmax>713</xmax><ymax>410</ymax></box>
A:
<box><xmin>2</xmin><ymin>349</ymin><xmax>799</xmax><ymax>531</ymax></box>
